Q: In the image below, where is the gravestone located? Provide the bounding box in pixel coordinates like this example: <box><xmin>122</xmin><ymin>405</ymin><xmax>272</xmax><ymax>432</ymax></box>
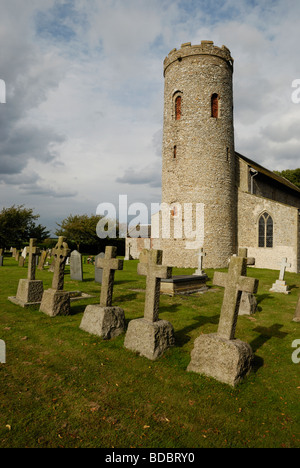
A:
<box><xmin>237</xmin><ymin>249</ymin><xmax>257</xmax><ymax>316</ymax></box>
<box><xmin>8</xmin><ymin>239</ymin><xmax>44</xmax><ymax>307</ymax></box>
<box><xmin>187</xmin><ymin>256</ymin><xmax>259</xmax><ymax>386</ymax></box>
<box><xmin>193</xmin><ymin>248</ymin><xmax>206</xmax><ymax>276</ymax></box>
<box><xmin>124</xmin><ymin>249</ymin><xmax>175</xmax><ymax>360</ymax></box>
<box><xmin>270</xmin><ymin>258</ymin><xmax>291</xmax><ymax>294</ymax></box>
<box><xmin>0</xmin><ymin>249</ymin><xmax>3</xmax><ymax>267</ymax></box>
<box><xmin>18</xmin><ymin>256</ymin><xmax>25</xmax><ymax>267</ymax></box>
<box><xmin>293</xmin><ymin>295</ymin><xmax>300</xmax><ymax>323</ymax></box>
<box><xmin>37</xmin><ymin>250</ymin><xmax>47</xmax><ymax>270</ymax></box>
<box><xmin>80</xmin><ymin>246</ymin><xmax>125</xmax><ymax>339</ymax></box>
<box><xmin>0</xmin><ymin>340</ymin><xmax>5</xmax><ymax>364</ymax></box>
<box><xmin>70</xmin><ymin>250</ymin><xmax>83</xmax><ymax>281</ymax></box>
<box><xmin>49</xmin><ymin>257</ymin><xmax>56</xmax><ymax>272</ymax></box>
<box><xmin>39</xmin><ymin>237</ymin><xmax>71</xmax><ymax>317</ymax></box>
<box><xmin>95</xmin><ymin>252</ymin><xmax>105</xmax><ymax>284</ymax></box>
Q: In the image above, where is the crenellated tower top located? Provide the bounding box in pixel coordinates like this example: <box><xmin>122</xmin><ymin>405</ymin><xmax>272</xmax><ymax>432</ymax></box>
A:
<box><xmin>163</xmin><ymin>41</ymin><xmax>234</xmax><ymax>76</ymax></box>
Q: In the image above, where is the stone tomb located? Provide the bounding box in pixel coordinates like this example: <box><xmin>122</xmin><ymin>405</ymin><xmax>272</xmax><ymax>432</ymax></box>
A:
<box><xmin>270</xmin><ymin>258</ymin><xmax>291</xmax><ymax>294</ymax></box>
<box><xmin>70</xmin><ymin>250</ymin><xmax>83</xmax><ymax>281</ymax></box>
<box><xmin>80</xmin><ymin>246</ymin><xmax>125</xmax><ymax>339</ymax></box>
<box><xmin>39</xmin><ymin>237</ymin><xmax>71</xmax><ymax>317</ymax></box>
<box><xmin>187</xmin><ymin>256</ymin><xmax>259</xmax><ymax>386</ymax></box>
<box><xmin>8</xmin><ymin>239</ymin><xmax>44</xmax><ymax>308</ymax></box>
<box><xmin>161</xmin><ymin>248</ymin><xmax>208</xmax><ymax>296</ymax></box>
<box><xmin>124</xmin><ymin>249</ymin><xmax>175</xmax><ymax>360</ymax></box>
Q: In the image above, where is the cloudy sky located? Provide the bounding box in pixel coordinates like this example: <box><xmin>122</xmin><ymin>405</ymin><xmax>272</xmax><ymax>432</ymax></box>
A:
<box><xmin>0</xmin><ymin>0</ymin><xmax>299</xmax><ymax>234</ymax></box>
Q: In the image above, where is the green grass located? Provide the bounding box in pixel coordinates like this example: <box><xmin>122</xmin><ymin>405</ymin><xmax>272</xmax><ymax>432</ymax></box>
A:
<box><xmin>0</xmin><ymin>255</ymin><xmax>299</xmax><ymax>448</ymax></box>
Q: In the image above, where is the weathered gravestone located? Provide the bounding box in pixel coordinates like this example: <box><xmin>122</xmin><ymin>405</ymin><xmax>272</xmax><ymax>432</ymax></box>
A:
<box><xmin>237</xmin><ymin>249</ymin><xmax>257</xmax><ymax>316</ymax></box>
<box><xmin>293</xmin><ymin>295</ymin><xmax>300</xmax><ymax>323</ymax></box>
<box><xmin>80</xmin><ymin>246</ymin><xmax>125</xmax><ymax>339</ymax></box>
<box><xmin>39</xmin><ymin>237</ymin><xmax>71</xmax><ymax>317</ymax></box>
<box><xmin>270</xmin><ymin>258</ymin><xmax>291</xmax><ymax>294</ymax></box>
<box><xmin>0</xmin><ymin>249</ymin><xmax>3</xmax><ymax>267</ymax></box>
<box><xmin>37</xmin><ymin>250</ymin><xmax>47</xmax><ymax>271</ymax></box>
<box><xmin>8</xmin><ymin>239</ymin><xmax>44</xmax><ymax>307</ymax></box>
<box><xmin>95</xmin><ymin>252</ymin><xmax>105</xmax><ymax>284</ymax></box>
<box><xmin>193</xmin><ymin>248</ymin><xmax>206</xmax><ymax>276</ymax></box>
<box><xmin>0</xmin><ymin>340</ymin><xmax>5</xmax><ymax>364</ymax></box>
<box><xmin>187</xmin><ymin>256</ymin><xmax>259</xmax><ymax>386</ymax></box>
<box><xmin>124</xmin><ymin>249</ymin><xmax>175</xmax><ymax>360</ymax></box>
<box><xmin>70</xmin><ymin>250</ymin><xmax>83</xmax><ymax>281</ymax></box>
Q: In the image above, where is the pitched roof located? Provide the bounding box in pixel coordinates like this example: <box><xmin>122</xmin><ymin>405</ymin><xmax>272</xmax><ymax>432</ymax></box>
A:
<box><xmin>236</xmin><ymin>152</ymin><xmax>300</xmax><ymax>195</ymax></box>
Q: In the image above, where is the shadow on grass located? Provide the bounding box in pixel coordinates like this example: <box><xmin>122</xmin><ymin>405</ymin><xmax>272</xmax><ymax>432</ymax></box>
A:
<box><xmin>249</xmin><ymin>323</ymin><xmax>289</xmax><ymax>353</ymax></box>
<box><xmin>175</xmin><ymin>314</ymin><xmax>220</xmax><ymax>347</ymax></box>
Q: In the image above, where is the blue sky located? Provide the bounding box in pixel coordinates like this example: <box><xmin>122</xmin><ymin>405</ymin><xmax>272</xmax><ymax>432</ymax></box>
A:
<box><xmin>0</xmin><ymin>0</ymin><xmax>299</xmax><ymax>234</ymax></box>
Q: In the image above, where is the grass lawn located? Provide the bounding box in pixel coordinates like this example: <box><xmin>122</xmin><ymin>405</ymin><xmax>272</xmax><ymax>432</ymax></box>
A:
<box><xmin>0</xmin><ymin>254</ymin><xmax>299</xmax><ymax>448</ymax></box>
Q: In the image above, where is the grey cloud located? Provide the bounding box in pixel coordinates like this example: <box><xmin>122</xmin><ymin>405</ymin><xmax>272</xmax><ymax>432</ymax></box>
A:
<box><xmin>116</xmin><ymin>165</ymin><xmax>162</xmax><ymax>188</ymax></box>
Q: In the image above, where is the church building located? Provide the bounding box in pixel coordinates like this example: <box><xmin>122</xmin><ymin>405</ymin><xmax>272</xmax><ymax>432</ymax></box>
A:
<box><xmin>126</xmin><ymin>41</ymin><xmax>300</xmax><ymax>273</ymax></box>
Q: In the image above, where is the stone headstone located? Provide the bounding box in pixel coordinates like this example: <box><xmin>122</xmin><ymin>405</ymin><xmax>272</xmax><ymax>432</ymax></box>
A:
<box><xmin>293</xmin><ymin>296</ymin><xmax>300</xmax><ymax>323</ymax></box>
<box><xmin>124</xmin><ymin>249</ymin><xmax>175</xmax><ymax>360</ymax></box>
<box><xmin>0</xmin><ymin>249</ymin><xmax>3</xmax><ymax>266</ymax></box>
<box><xmin>8</xmin><ymin>239</ymin><xmax>44</xmax><ymax>308</ymax></box>
<box><xmin>37</xmin><ymin>250</ymin><xmax>47</xmax><ymax>270</ymax></box>
<box><xmin>270</xmin><ymin>258</ymin><xmax>291</xmax><ymax>294</ymax></box>
<box><xmin>18</xmin><ymin>256</ymin><xmax>25</xmax><ymax>267</ymax></box>
<box><xmin>70</xmin><ymin>250</ymin><xmax>83</xmax><ymax>281</ymax></box>
<box><xmin>95</xmin><ymin>252</ymin><xmax>105</xmax><ymax>283</ymax></box>
<box><xmin>40</xmin><ymin>237</ymin><xmax>71</xmax><ymax>317</ymax></box>
<box><xmin>237</xmin><ymin>249</ymin><xmax>257</xmax><ymax>316</ymax></box>
<box><xmin>80</xmin><ymin>246</ymin><xmax>125</xmax><ymax>339</ymax></box>
<box><xmin>193</xmin><ymin>248</ymin><xmax>206</xmax><ymax>276</ymax></box>
<box><xmin>187</xmin><ymin>256</ymin><xmax>259</xmax><ymax>386</ymax></box>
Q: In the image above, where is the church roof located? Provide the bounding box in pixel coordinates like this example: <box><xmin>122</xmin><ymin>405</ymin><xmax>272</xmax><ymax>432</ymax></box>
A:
<box><xmin>236</xmin><ymin>152</ymin><xmax>300</xmax><ymax>195</ymax></box>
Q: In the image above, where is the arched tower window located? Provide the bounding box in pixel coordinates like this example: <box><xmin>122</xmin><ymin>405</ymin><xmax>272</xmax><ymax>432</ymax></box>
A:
<box><xmin>211</xmin><ymin>93</ymin><xmax>219</xmax><ymax>118</ymax></box>
<box><xmin>175</xmin><ymin>95</ymin><xmax>182</xmax><ymax>120</ymax></box>
<box><xmin>258</xmin><ymin>212</ymin><xmax>273</xmax><ymax>248</ymax></box>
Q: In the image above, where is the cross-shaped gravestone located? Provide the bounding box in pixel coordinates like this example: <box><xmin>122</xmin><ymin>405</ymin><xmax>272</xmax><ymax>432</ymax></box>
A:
<box><xmin>96</xmin><ymin>246</ymin><xmax>123</xmax><ymax>307</ymax></box>
<box><xmin>27</xmin><ymin>239</ymin><xmax>40</xmax><ymax>281</ymax></box>
<box><xmin>194</xmin><ymin>248</ymin><xmax>206</xmax><ymax>276</ymax></box>
<box><xmin>51</xmin><ymin>237</ymin><xmax>71</xmax><ymax>291</ymax></box>
<box><xmin>213</xmin><ymin>256</ymin><xmax>259</xmax><ymax>340</ymax></box>
<box><xmin>137</xmin><ymin>249</ymin><xmax>172</xmax><ymax>322</ymax></box>
<box><xmin>279</xmin><ymin>257</ymin><xmax>291</xmax><ymax>281</ymax></box>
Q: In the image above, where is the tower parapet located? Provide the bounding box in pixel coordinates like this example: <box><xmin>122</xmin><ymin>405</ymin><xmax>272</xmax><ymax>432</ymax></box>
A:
<box><xmin>163</xmin><ymin>41</ymin><xmax>234</xmax><ymax>76</ymax></box>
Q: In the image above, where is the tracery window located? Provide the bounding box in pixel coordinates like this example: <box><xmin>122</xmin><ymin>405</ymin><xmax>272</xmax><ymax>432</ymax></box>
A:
<box><xmin>258</xmin><ymin>212</ymin><xmax>273</xmax><ymax>248</ymax></box>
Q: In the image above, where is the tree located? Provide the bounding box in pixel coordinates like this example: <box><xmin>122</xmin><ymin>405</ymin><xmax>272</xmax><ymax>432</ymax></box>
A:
<box><xmin>274</xmin><ymin>168</ymin><xmax>300</xmax><ymax>189</ymax></box>
<box><xmin>0</xmin><ymin>205</ymin><xmax>50</xmax><ymax>249</ymax></box>
<box><xmin>55</xmin><ymin>214</ymin><xmax>103</xmax><ymax>252</ymax></box>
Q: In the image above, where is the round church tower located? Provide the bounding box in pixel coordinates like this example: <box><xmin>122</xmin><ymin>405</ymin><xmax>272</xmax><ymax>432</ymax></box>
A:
<box><xmin>161</xmin><ymin>41</ymin><xmax>237</xmax><ymax>268</ymax></box>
